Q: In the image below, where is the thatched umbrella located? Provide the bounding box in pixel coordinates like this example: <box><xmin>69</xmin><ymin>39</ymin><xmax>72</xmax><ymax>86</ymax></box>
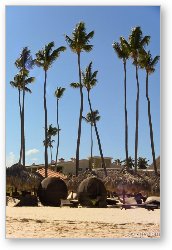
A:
<box><xmin>114</xmin><ymin>169</ymin><xmax>150</xmax><ymax>193</ymax></box>
<box><xmin>37</xmin><ymin>177</ymin><xmax>68</xmax><ymax>206</ymax></box>
<box><xmin>6</xmin><ymin>163</ymin><xmax>42</xmax><ymax>192</ymax></box>
<box><xmin>101</xmin><ymin>168</ymin><xmax>150</xmax><ymax>203</ymax></box>
<box><xmin>77</xmin><ymin>177</ymin><xmax>107</xmax><ymax>208</ymax></box>
<box><xmin>139</xmin><ymin>171</ymin><xmax>160</xmax><ymax>196</ymax></box>
<box><xmin>104</xmin><ymin>176</ymin><xmax>115</xmax><ymax>197</ymax></box>
<box><xmin>66</xmin><ymin>171</ymin><xmax>94</xmax><ymax>193</ymax></box>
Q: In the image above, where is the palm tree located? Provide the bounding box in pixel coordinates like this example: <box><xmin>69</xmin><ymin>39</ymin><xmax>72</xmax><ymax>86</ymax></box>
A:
<box><xmin>15</xmin><ymin>47</ymin><xmax>35</xmax><ymax>167</ymax></box>
<box><xmin>65</xmin><ymin>22</ymin><xmax>94</xmax><ymax>176</ymax></box>
<box><xmin>54</xmin><ymin>87</ymin><xmax>65</xmax><ymax>165</ymax></box>
<box><xmin>10</xmin><ymin>73</ymin><xmax>35</xmax><ymax>165</ymax></box>
<box><xmin>82</xmin><ymin>62</ymin><xmax>107</xmax><ymax>176</ymax></box>
<box><xmin>113</xmin><ymin>37</ymin><xmax>130</xmax><ymax>170</ymax></box>
<box><xmin>114</xmin><ymin>158</ymin><xmax>122</xmax><ymax>166</ymax></box>
<box><xmin>10</xmin><ymin>72</ymin><xmax>34</xmax><ymax>165</ymax></box>
<box><xmin>35</xmin><ymin>42</ymin><xmax>66</xmax><ymax>177</ymax></box>
<box><xmin>43</xmin><ymin>124</ymin><xmax>58</xmax><ymax>165</ymax></box>
<box><xmin>123</xmin><ymin>27</ymin><xmax>150</xmax><ymax>172</ymax></box>
<box><xmin>83</xmin><ymin>110</ymin><xmax>100</xmax><ymax>170</ymax></box>
<box><xmin>138</xmin><ymin>50</ymin><xmax>160</xmax><ymax>174</ymax></box>
<box><xmin>122</xmin><ymin>156</ymin><xmax>134</xmax><ymax>169</ymax></box>
<box><xmin>137</xmin><ymin>157</ymin><xmax>149</xmax><ymax>169</ymax></box>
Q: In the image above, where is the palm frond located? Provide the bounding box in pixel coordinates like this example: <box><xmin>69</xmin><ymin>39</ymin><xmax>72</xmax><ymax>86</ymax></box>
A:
<box><xmin>82</xmin><ymin>62</ymin><xmax>98</xmax><ymax>90</ymax></box>
<box><xmin>85</xmin><ymin>110</ymin><xmax>101</xmax><ymax>124</ymax></box>
<box><xmin>35</xmin><ymin>42</ymin><xmax>66</xmax><ymax>70</ymax></box>
<box><xmin>86</xmin><ymin>31</ymin><xmax>95</xmax><ymax>40</ymax></box>
<box><xmin>113</xmin><ymin>38</ymin><xmax>130</xmax><ymax>60</ymax></box>
<box><xmin>82</xmin><ymin>44</ymin><xmax>93</xmax><ymax>52</ymax></box>
<box><xmin>24</xmin><ymin>87</ymin><xmax>32</xmax><ymax>93</ymax></box>
<box><xmin>138</xmin><ymin>50</ymin><xmax>160</xmax><ymax>74</ymax></box>
<box><xmin>65</xmin><ymin>35</ymin><xmax>73</xmax><ymax>44</ymax></box>
<box><xmin>35</xmin><ymin>50</ymin><xmax>45</xmax><ymax>68</ymax></box>
<box><xmin>151</xmin><ymin>55</ymin><xmax>160</xmax><ymax>67</ymax></box>
<box><xmin>50</xmin><ymin>46</ymin><xmax>66</xmax><ymax>62</ymax></box>
<box><xmin>10</xmin><ymin>81</ymin><xmax>18</xmax><ymax>88</ymax></box>
<box><xmin>55</xmin><ymin>87</ymin><xmax>66</xmax><ymax>99</ymax></box>
<box><xmin>45</xmin><ymin>42</ymin><xmax>55</xmax><ymax>57</ymax></box>
<box><xmin>121</xmin><ymin>38</ymin><xmax>130</xmax><ymax>50</ymax></box>
<box><xmin>91</xmin><ymin>70</ymin><xmax>98</xmax><ymax>80</ymax></box>
<box><xmin>25</xmin><ymin>77</ymin><xmax>35</xmax><ymax>84</ymax></box>
<box><xmin>15</xmin><ymin>47</ymin><xmax>34</xmax><ymax>70</ymax></box>
<box><xmin>65</xmin><ymin>22</ymin><xmax>94</xmax><ymax>54</ymax></box>
<box><xmin>112</xmin><ymin>42</ymin><xmax>123</xmax><ymax>59</ymax></box>
<box><xmin>70</xmin><ymin>82</ymin><xmax>81</xmax><ymax>88</ymax></box>
<box><xmin>140</xmin><ymin>36</ymin><xmax>151</xmax><ymax>47</ymax></box>
<box><xmin>10</xmin><ymin>71</ymin><xmax>34</xmax><ymax>92</ymax></box>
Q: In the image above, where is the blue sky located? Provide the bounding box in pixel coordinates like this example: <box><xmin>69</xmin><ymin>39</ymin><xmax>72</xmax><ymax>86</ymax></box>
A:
<box><xmin>6</xmin><ymin>6</ymin><xmax>160</xmax><ymax>166</ymax></box>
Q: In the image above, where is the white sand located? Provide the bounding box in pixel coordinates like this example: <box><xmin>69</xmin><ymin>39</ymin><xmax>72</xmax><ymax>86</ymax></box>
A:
<box><xmin>6</xmin><ymin>207</ymin><xmax>160</xmax><ymax>239</ymax></box>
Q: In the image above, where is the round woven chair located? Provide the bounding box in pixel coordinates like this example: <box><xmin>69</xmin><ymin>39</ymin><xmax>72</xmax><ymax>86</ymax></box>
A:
<box><xmin>77</xmin><ymin>177</ymin><xmax>107</xmax><ymax>208</ymax></box>
<box><xmin>38</xmin><ymin>177</ymin><xmax>68</xmax><ymax>206</ymax></box>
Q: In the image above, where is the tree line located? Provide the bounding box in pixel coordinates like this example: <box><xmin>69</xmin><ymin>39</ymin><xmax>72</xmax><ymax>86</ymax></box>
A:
<box><xmin>10</xmin><ymin>22</ymin><xmax>159</xmax><ymax>177</ymax></box>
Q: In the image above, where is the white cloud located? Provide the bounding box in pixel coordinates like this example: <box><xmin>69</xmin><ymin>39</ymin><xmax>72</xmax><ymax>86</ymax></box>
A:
<box><xmin>26</xmin><ymin>148</ymin><xmax>39</xmax><ymax>156</ymax></box>
<box><xmin>6</xmin><ymin>152</ymin><xmax>17</xmax><ymax>167</ymax></box>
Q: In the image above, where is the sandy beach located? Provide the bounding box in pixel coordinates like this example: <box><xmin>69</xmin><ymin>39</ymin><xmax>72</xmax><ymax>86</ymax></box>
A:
<box><xmin>6</xmin><ymin>206</ymin><xmax>160</xmax><ymax>239</ymax></box>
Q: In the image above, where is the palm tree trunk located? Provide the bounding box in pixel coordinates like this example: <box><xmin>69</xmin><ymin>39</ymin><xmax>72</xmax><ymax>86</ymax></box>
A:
<box><xmin>87</xmin><ymin>91</ymin><xmax>107</xmax><ymax>177</ymax></box>
<box><xmin>75</xmin><ymin>52</ymin><xmax>83</xmax><ymax>176</ymax></box>
<box><xmin>134</xmin><ymin>64</ymin><xmax>140</xmax><ymax>172</ymax></box>
<box><xmin>146</xmin><ymin>72</ymin><xmax>157</xmax><ymax>174</ymax></box>
<box><xmin>89</xmin><ymin>124</ymin><xmax>93</xmax><ymax>171</ymax></box>
<box><xmin>18</xmin><ymin>89</ymin><xmax>22</xmax><ymax>165</ymax></box>
<box><xmin>55</xmin><ymin>99</ymin><xmax>60</xmax><ymax>166</ymax></box>
<box><xmin>22</xmin><ymin>82</ymin><xmax>25</xmax><ymax>167</ymax></box>
<box><xmin>44</xmin><ymin>70</ymin><xmax>48</xmax><ymax>178</ymax></box>
<box><xmin>50</xmin><ymin>147</ymin><xmax>52</xmax><ymax>166</ymax></box>
<box><xmin>124</xmin><ymin>60</ymin><xmax>129</xmax><ymax>170</ymax></box>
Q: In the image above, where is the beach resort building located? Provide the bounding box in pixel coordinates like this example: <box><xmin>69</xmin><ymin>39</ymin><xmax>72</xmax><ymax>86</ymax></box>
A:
<box><xmin>26</xmin><ymin>156</ymin><xmax>114</xmax><ymax>175</ymax></box>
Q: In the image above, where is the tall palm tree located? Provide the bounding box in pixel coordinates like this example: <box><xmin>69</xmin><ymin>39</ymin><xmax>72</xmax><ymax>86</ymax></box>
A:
<box><xmin>35</xmin><ymin>42</ymin><xmax>66</xmax><ymax>177</ymax></box>
<box><xmin>113</xmin><ymin>37</ymin><xmax>130</xmax><ymax>170</ymax></box>
<box><xmin>15</xmin><ymin>47</ymin><xmax>35</xmax><ymax>167</ymax></box>
<box><xmin>82</xmin><ymin>62</ymin><xmax>107</xmax><ymax>176</ymax></box>
<box><xmin>83</xmin><ymin>110</ymin><xmax>100</xmax><ymax>170</ymax></box>
<box><xmin>123</xmin><ymin>27</ymin><xmax>150</xmax><ymax>172</ymax></box>
<box><xmin>10</xmin><ymin>72</ymin><xmax>34</xmax><ymax>165</ymax></box>
<box><xmin>138</xmin><ymin>50</ymin><xmax>160</xmax><ymax>174</ymax></box>
<box><xmin>54</xmin><ymin>87</ymin><xmax>65</xmax><ymax>165</ymax></box>
<box><xmin>65</xmin><ymin>22</ymin><xmax>94</xmax><ymax>176</ymax></box>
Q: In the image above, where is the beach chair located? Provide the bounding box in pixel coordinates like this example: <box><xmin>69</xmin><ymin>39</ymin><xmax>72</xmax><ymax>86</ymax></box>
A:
<box><xmin>117</xmin><ymin>196</ymin><xmax>159</xmax><ymax>210</ymax></box>
<box><xmin>121</xmin><ymin>203</ymin><xmax>158</xmax><ymax>211</ymax></box>
<box><xmin>70</xmin><ymin>199</ymin><xmax>79</xmax><ymax>208</ymax></box>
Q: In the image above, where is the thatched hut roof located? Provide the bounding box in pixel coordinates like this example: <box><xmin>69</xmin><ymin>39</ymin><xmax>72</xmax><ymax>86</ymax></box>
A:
<box><xmin>111</xmin><ymin>168</ymin><xmax>151</xmax><ymax>194</ymax></box>
<box><xmin>6</xmin><ymin>163</ymin><xmax>42</xmax><ymax>190</ymax></box>
<box><xmin>142</xmin><ymin>172</ymin><xmax>160</xmax><ymax>195</ymax></box>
